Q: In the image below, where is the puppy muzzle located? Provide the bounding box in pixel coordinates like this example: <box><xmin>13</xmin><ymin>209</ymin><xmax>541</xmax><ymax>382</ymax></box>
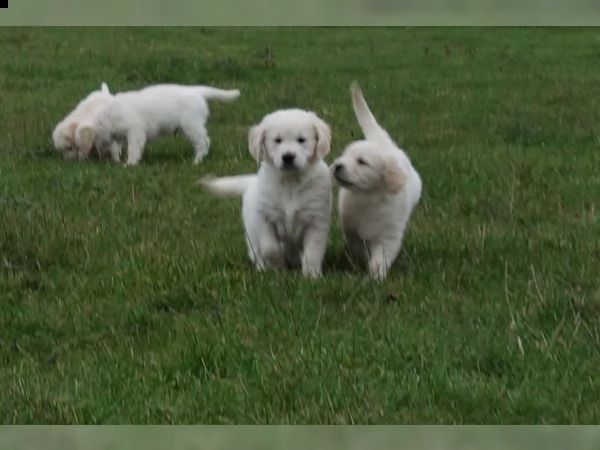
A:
<box><xmin>280</xmin><ymin>152</ymin><xmax>297</xmax><ymax>170</ymax></box>
<box><xmin>331</xmin><ymin>163</ymin><xmax>355</xmax><ymax>188</ymax></box>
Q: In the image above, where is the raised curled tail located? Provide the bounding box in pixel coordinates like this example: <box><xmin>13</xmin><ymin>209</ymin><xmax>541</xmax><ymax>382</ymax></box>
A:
<box><xmin>350</xmin><ymin>81</ymin><xmax>396</xmax><ymax>147</ymax></box>
<box><xmin>199</xmin><ymin>174</ymin><xmax>255</xmax><ymax>197</ymax></box>
<box><xmin>197</xmin><ymin>86</ymin><xmax>241</xmax><ymax>103</ymax></box>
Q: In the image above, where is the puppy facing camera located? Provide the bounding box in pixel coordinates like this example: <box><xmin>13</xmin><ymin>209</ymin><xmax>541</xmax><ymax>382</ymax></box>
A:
<box><xmin>201</xmin><ymin>108</ymin><xmax>333</xmax><ymax>278</ymax></box>
<box><xmin>247</xmin><ymin>109</ymin><xmax>331</xmax><ymax>173</ymax></box>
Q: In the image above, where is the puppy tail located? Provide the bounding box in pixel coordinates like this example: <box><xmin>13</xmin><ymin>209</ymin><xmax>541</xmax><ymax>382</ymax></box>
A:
<box><xmin>198</xmin><ymin>174</ymin><xmax>255</xmax><ymax>197</ymax></box>
<box><xmin>100</xmin><ymin>82</ymin><xmax>110</xmax><ymax>94</ymax></box>
<box><xmin>197</xmin><ymin>86</ymin><xmax>241</xmax><ymax>103</ymax></box>
<box><xmin>350</xmin><ymin>81</ymin><xmax>396</xmax><ymax>148</ymax></box>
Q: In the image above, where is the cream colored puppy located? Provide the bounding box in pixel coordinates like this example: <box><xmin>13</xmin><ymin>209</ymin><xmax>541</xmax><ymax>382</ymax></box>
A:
<box><xmin>52</xmin><ymin>82</ymin><xmax>121</xmax><ymax>161</ymax></box>
<box><xmin>74</xmin><ymin>84</ymin><xmax>240</xmax><ymax>166</ymax></box>
<box><xmin>201</xmin><ymin>109</ymin><xmax>332</xmax><ymax>278</ymax></box>
<box><xmin>331</xmin><ymin>82</ymin><xmax>422</xmax><ymax>280</ymax></box>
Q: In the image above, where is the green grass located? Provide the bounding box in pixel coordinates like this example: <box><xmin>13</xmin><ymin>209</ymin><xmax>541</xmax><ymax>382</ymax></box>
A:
<box><xmin>0</xmin><ymin>27</ymin><xmax>599</xmax><ymax>424</ymax></box>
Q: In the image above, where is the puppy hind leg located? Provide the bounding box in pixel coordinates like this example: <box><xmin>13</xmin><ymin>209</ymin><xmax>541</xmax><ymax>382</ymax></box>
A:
<box><xmin>180</xmin><ymin>121</ymin><xmax>210</xmax><ymax>165</ymax></box>
<box><xmin>195</xmin><ymin>131</ymin><xmax>210</xmax><ymax>165</ymax></box>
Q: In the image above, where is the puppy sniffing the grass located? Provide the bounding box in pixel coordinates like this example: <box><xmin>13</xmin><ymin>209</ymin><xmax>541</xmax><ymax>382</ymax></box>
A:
<box><xmin>74</xmin><ymin>84</ymin><xmax>240</xmax><ymax>166</ymax></box>
<box><xmin>201</xmin><ymin>109</ymin><xmax>333</xmax><ymax>278</ymax></box>
<box><xmin>52</xmin><ymin>82</ymin><xmax>121</xmax><ymax>162</ymax></box>
<box><xmin>331</xmin><ymin>82</ymin><xmax>422</xmax><ymax>280</ymax></box>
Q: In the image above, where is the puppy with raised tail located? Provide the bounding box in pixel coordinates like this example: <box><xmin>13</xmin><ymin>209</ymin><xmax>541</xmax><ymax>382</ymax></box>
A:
<box><xmin>331</xmin><ymin>82</ymin><xmax>422</xmax><ymax>280</ymax></box>
<box><xmin>52</xmin><ymin>82</ymin><xmax>121</xmax><ymax>162</ymax></box>
<box><xmin>201</xmin><ymin>109</ymin><xmax>333</xmax><ymax>278</ymax></box>
<box><xmin>74</xmin><ymin>84</ymin><xmax>240</xmax><ymax>166</ymax></box>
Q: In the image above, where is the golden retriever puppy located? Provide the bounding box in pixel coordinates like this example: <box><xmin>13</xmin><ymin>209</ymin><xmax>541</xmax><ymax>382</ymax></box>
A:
<box><xmin>331</xmin><ymin>82</ymin><xmax>422</xmax><ymax>280</ymax></box>
<box><xmin>201</xmin><ymin>109</ymin><xmax>333</xmax><ymax>278</ymax></box>
<box><xmin>74</xmin><ymin>84</ymin><xmax>240</xmax><ymax>166</ymax></box>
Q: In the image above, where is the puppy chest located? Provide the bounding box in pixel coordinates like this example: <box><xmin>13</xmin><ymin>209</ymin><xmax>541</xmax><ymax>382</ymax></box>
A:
<box><xmin>340</xmin><ymin>200</ymin><xmax>383</xmax><ymax>239</ymax></box>
<box><xmin>263</xmin><ymin>204</ymin><xmax>306</xmax><ymax>243</ymax></box>
<box><xmin>280</xmin><ymin>208</ymin><xmax>305</xmax><ymax>241</ymax></box>
<box><xmin>341</xmin><ymin>202</ymin><xmax>400</xmax><ymax>243</ymax></box>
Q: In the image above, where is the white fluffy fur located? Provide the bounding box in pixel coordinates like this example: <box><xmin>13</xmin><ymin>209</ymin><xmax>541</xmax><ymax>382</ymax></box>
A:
<box><xmin>74</xmin><ymin>84</ymin><xmax>240</xmax><ymax>166</ymax></box>
<box><xmin>52</xmin><ymin>82</ymin><xmax>121</xmax><ymax>161</ymax></box>
<box><xmin>201</xmin><ymin>109</ymin><xmax>333</xmax><ymax>278</ymax></box>
<box><xmin>331</xmin><ymin>82</ymin><xmax>422</xmax><ymax>280</ymax></box>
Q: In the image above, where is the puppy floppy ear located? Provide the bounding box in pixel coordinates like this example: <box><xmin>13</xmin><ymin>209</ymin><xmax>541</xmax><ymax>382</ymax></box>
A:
<box><xmin>310</xmin><ymin>113</ymin><xmax>332</xmax><ymax>159</ymax></box>
<box><xmin>67</xmin><ymin>122</ymin><xmax>78</xmax><ymax>142</ymax></box>
<box><xmin>75</xmin><ymin>125</ymin><xmax>96</xmax><ymax>154</ymax></box>
<box><xmin>248</xmin><ymin>124</ymin><xmax>266</xmax><ymax>163</ymax></box>
<box><xmin>383</xmin><ymin>158</ymin><xmax>408</xmax><ymax>194</ymax></box>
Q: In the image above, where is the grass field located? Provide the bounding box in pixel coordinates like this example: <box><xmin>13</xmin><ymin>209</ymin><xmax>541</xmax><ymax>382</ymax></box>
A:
<box><xmin>0</xmin><ymin>27</ymin><xmax>599</xmax><ymax>424</ymax></box>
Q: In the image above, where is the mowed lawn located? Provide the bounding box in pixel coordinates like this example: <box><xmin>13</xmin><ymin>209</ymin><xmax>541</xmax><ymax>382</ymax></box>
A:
<box><xmin>0</xmin><ymin>27</ymin><xmax>599</xmax><ymax>424</ymax></box>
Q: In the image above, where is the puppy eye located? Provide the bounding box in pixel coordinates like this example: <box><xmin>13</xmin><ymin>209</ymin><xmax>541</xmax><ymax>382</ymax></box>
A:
<box><xmin>274</xmin><ymin>137</ymin><xmax>282</xmax><ymax>144</ymax></box>
<box><xmin>297</xmin><ymin>136</ymin><xmax>306</xmax><ymax>144</ymax></box>
<box><xmin>357</xmin><ymin>158</ymin><xmax>368</xmax><ymax>166</ymax></box>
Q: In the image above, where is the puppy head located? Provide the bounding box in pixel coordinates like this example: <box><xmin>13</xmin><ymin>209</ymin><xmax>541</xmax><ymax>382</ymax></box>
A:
<box><xmin>52</xmin><ymin>84</ymin><xmax>112</xmax><ymax>160</ymax></box>
<box><xmin>52</xmin><ymin>121</ymin><xmax>78</xmax><ymax>152</ymax></box>
<box><xmin>248</xmin><ymin>109</ymin><xmax>331</xmax><ymax>173</ymax></box>
<box><xmin>331</xmin><ymin>141</ymin><xmax>407</xmax><ymax>194</ymax></box>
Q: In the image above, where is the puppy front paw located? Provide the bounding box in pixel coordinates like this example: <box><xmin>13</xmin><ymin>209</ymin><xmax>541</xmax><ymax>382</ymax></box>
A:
<box><xmin>302</xmin><ymin>265</ymin><xmax>322</xmax><ymax>279</ymax></box>
<box><xmin>368</xmin><ymin>259</ymin><xmax>389</xmax><ymax>281</ymax></box>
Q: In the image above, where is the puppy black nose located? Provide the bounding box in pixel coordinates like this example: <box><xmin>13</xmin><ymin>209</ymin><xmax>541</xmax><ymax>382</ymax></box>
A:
<box><xmin>282</xmin><ymin>153</ymin><xmax>295</xmax><ymax>164</ymax></box>
<box><xmin>334</xmin><ymin>163</ymin><xmax>343</xmax><ymax>174</ymax></box>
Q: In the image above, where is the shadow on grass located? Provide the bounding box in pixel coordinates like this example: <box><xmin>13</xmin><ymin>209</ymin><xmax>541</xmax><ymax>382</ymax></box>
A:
<box><xmin>29</xmin><ymin>145</ymin><xmax>199</xmax><ymax>166</ymax></box>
